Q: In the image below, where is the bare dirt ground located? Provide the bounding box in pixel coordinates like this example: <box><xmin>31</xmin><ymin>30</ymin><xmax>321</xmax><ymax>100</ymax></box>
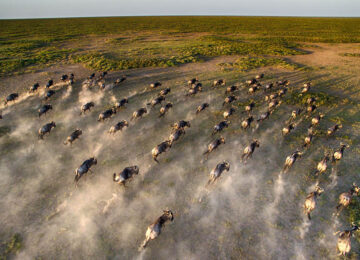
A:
<box><xmin>0</xmin><ymin>44</ymin><xmax>360</xmax><ymax>259</ymax></box>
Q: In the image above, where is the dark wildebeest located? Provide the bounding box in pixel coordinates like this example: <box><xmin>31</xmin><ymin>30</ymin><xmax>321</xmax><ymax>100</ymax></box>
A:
<box><xmin>131</xmin><ymin>108</ymin><xmax>147</xmax><ymax>120</ymax></box>
<box><xmin>159</xmin><ymin>88</ymin><xmax>171</xmax><ymax>96</ymax></box>
<box><xmin>4</xmin><ymin>93</ymin><xmax>18</xmax><ymax>105</ymax></box>
<box><xmin>304</xmin><ymin>185</ymin><xmax>324</xmax><ymax>220</ymax></box>
<box><xmin>139</xmin><ymin>210</ymin><xmax>174</xmax><ymax>250</ymax></box>
<box><xmin>64</xmin><ymin>129</ymin><xmax>82</xmax><ymax>145</ymax></box>
<box><xmin>169</xmin><ymin>128</ymin><xmax>185</xmax><ymax>145</ymax></box>
<box><xmin>148</xmin><ymin>96</ymin><xmax>165</xmax><ymax>107</ymax></box>
<box><xmin>113</xmin><ymin>166</ymin><xmax>139</xmax><ymax>186</ymax></box>
<box><xmin>171</xmin><ymin>120</ymin><xmax>190</xmax><ymax>131</ymax></box>
<box><xmin>46</xmin><ymin>79</ymin><xmax>54</xmax><ymax>88</ymax></box>
<box><xmin>203</xmin><ymin>137</ymin><xmax>225</xmax><ymax>159</ymax></box>
<box><xmin>223</xmin><ymin>108</ymin><xmax>235</xmax><ymax>119</ymax></box>
<box><xmin>335</xmin><ymin>224</ymin><xmax>359</xmax><ymax>256</ymax></box>
<box><xmin>207</xmin><ymin>161</ymin><xmax>230</xmax><ymax>185</ymax></box>
<box><xmin>150</xmin><ymin>82</ymin><xmax>162</xmax><ymax>89</ymax></box>
<box><xmin>74</xmin><ymin>157</ymin><xmax>97</xmax><ymax>184</ymax></box>
<box><xmin>38</xmin><ymin>104</ymin><xmax>52</xmax><ymax>117</ymax></box>
<box><xmin>159</xmin><ymin>103</ymin><xmax>173</xmax><ymax>117</ymax></box>
<box><xmin>212</xmin><ymin>121</ymin><xmax>230</xmax><ymax>135</ymax></box>
<box><xmin>213</xmin><ymin>79</ymin><xmax>226</xmax><ymax>87</ymax></box>
<box><xmin>332</xmin><ymin>143</ymin><xmax>349</xmax><ymax>163</ymax></box>
<box><xmin>38</xmin><ymin>121</ymin><xmax>56</xmax><ymax>139</ymax></box>
<box><xmin>241</xmin><ymin>139</ymin><xmax>260</xmax><ymax>162</ymax></box>
<box><xmin>336</xmin><ymin>183</ymin><xmax>360</xmax><ymax>215</ymax></box>
<box><xmin>29</xmin><ymin>83</ymin><xmax>40</xmax><ymax>93</ymax></box>
<box><xmin>327</xmin><ymin>124</ymin><xmax>342</xmax><ymax>136</ymax></box>
<box><xmin>45</xmin><ymin>90</ymin><xmax>55</xmax><ymax>100</ymax></box>
<box><xmin>282</xmin><ymin>151</ymin><xmax>303</xmax><ymax>173</ymax></box>
<box><xmin>80</xmin><ymin>102</ymin><xmax>95</xmax><ymax>115</ymax></box>
<box><xmin>98</xmin><ymin>108</ymin><xmax>116</xmax><ymax>121</ymax></box>
<box><xmin>241</xmin><ymin>116</ymin><xmax>254</xmax><ymax>129</ymax></box>
<box><xmin>196</xmin><ymin>103</ymin><xmax>209</xmax><ymax>114</ymax></box>
<box><xmin>109</xmin><ymin>120</ymin><xmax>129</xmax><ymax>134</ymax></box>
<box><xmin>115</xmin><ymin>98</ymin><xmax>128</xmax><ymax>110</ymax></box>
<box><xmin>152</xmin><ymin>140</ymin><xmax>172</xmax><ymax>163</ymax></box>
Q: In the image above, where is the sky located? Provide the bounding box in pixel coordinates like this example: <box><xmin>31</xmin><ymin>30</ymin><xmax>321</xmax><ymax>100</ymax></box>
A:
<box><xmin>0</xmin><ymin>0</ymin><xmax>360</xmax><ymax>19</ymax></box>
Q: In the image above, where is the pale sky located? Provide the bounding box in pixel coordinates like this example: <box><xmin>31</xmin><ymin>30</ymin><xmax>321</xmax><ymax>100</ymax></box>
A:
<box><xmin>0</xmin><ymin>0</ymin><xmax>359</xmax><ymax>19</ymax></box>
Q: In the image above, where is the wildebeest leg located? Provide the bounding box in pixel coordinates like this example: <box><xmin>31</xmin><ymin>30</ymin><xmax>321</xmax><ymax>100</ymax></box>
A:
<box><xmin>307</xmin><ymin>212</ymin><xmax>311</xmax><ymax>220</ymax></box>
<box><xmin>153</xmin><ymin>156</ymin><xmax>159</xmax><ymax>163</ymax></box>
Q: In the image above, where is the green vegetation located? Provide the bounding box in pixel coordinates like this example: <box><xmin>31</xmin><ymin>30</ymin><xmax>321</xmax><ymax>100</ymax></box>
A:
<box><xmin>218</xmin><ymin>56</ymin><xmax>306</xmax><ymax>71</ymax></box>
<box><xmin>285</xmin><ymin>92</ymin><xmax>338</xmax><ymax>107</ymax></box>
<box><xmin>0</xmin><ymin>233</ymin><xmax>22</xmax><ymax>260</ymax></box>
<box><xmin>1</xmin><ymin>16</ymin><xmax>360</xmax><ymax>75</ymax></box>
<box><xmin>340</xmin><ymin>53</ymin><xmax>360</xmax><ymax>57</ymax></box>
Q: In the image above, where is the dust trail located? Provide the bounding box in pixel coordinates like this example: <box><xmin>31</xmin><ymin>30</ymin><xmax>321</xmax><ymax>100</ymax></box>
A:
<box><xmin>61</xmin><ymin>85</ymin><xmax>73</xmax><ymax>100</ymax></box>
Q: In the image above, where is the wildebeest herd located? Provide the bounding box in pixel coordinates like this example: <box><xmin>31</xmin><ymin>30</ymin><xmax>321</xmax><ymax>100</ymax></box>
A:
<box><xmin>1</xmin><ymin>71</ymin><xmax>359</xmax><ymax>256</ymax></box>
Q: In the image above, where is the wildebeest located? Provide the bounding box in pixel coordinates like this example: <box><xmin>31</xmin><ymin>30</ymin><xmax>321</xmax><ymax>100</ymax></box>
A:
<box><xmin>61</xmin><ymin>74</ymin><xmax>68</xmax><ymax>81</ymax></box>
<box><xmin>152</xmin><ymin>140</ymin><xmax>172</xmax><ymax>163</ymax></box>
<box><xmin>278</xmin><ymin>87</ymin><xmax>287</xmax><ymax>97</ymax></box>
<box><xmin>212</xmin><ymin>121</ymin><xmax>230</xmax><ymax>135</ymax></box>
<box><xmin>332</xmin><ymin>143</ymin><xmax>349</xmax><ymax>163</ymax></box>
<box><xmin>186</xmin><ymin>83</ymin><xmax>202</xmax><ymax>96</ymax></box>
<box><xmin>29</xmin><ymin>83</ymin><xmax>40</xmax><ymax>93</ymax></box>
<box><xmin>171</xmin><ymin>120</ymin><xmax>190</xmax><ymax>131</ymax></box>
<box><xmin>150</xmin><ymin>82</ymin><xmax>162</xmax><ymax>88</ymax></box>
<box><xmin>225</xmin><ymin>85</ymin><xmax>238</xmax><ymax>94</ymax></box>
<box><xmin>244</xmin><ymin>102</ymin><xmax>255</xmax><ymax>114</ymax></box>
<box><xmin>74</xmin><ymin>157</ymin><xmax>97</xmax><ymax>184</ymax></box>
<box><xmin>159</xmin><ymin>103</ymin><xmax>173</xmax><ymax>117</ymax></box>
<box><xmin>131</xmin><ymin>108</ymin><xmax>147</xmax><ymax>120</ymax></box>
<box><xmin>264</xmin><ymin>83</ymin><xmax>273</xmax><ymax>91</ymax></box>
<box><xmin>188</xmin><ymin>78</ymin><xmax>198</xmax><ymax>86</ymax></box>
<box><xmin>64</xmin><ymin>129</ymin><xmax>82</xmax><ymax>145</ymax></box>
<box><xmin>38</xmin><ymin>121</ymin><xmax>56</xmax><ymax>139</ymax></box>
<box><xmin>45</xmin><ymin>90</ymin><xmax>55</xmax><ymax>100</ymax></box>
<box><xmin>223</xmin><ymin>108</ymin><xmax>235</xmax><ymax>119</ymax></box>
<box><xmin>98</xmin><ymin>108</ymin><xmax>117</xmax><ymax>121</ymax></box>
<box><xmin>148</xmin><ymin>96</ymin><xmax>165</xmax><ymax>107</ymax></box>
<box><xmin>336</xmin><ymin>183</ymin><xmax>360</xmax><ymax>214</ymax></box>
<box><xmin>203</xmin><ymin>137</ymin><xmax>225</xmax><ymax>158</ymax></box>
<box><xmin>306</xmin><ymin>104</ymin><xmax>317</xmax><ymax>114</ymax></box>
<box><xmin>282</xmin><ymin>123</ymin><xmax>295</xmax><ymax>136</ymax></box>
<box><xmin>265</xmin><ymin>93</ymin><xmax>278</xmax><ymax>102</ymax></box>
<box><xmin>213</xmin><ymin>79</ymin><xmax>226</xmax><ymax>87</ymax></box>
<box><xmin>169</xmin><ymin>128</ymin><xmax>185</xmax><ymax>145</ymax></box>
<box><xmin>290</xmin><ymin>109</ymin><xmax>303</xmax><ymax>121</ymax></box>
<box><xmin>257</xmin><ymin>110</ymin><xmax>271</xmax><ymax>122</ymax></box>
<box><xmin>283</xmin><ymin>151</ymin><xmax>303</xmax><ymax>173</ymax></box>
<box><xmin>46</xmin><ymin>79</ymin><xmax>54</xmax><ymax>88</ymax></box>
<box><xmin>335</xmin><ymin>224</ymin><xmax>359</xmax><ymax>256</ymax></box>
<box><xmin>246</xmin><ymin>78</ymin><xmax>257</xmax><ymax>85</ymax></box>
<box><xmin>241</xmin><ymin>116</ymin><xmax>254</xmax><ymax>129</ymax></box>
<box><xmin>113</xmin><ymin>166</ymin><xmax>139</xmax><ymax>185</ymax></box>
<box><xmin>139</xmin><ymin>210</ymin><xmax>174</xmax><ymax>250</ymax></box>
<box><xmin>310</xmin><ymin>113</ymin><xmax>324</xmax><ymax>127</ymax></box>
<box><xmin>89</xmin><ymin>73</ymin><xmax>95</xmax><ymax>80</ymax></box>
<box><xmin>302</xmin><ymin>82</ymin><xmax>311</xmax><ymax>93</ymax></box>
<box><xmin>196</xmin><ymin>103</ymin><xmax>209</xmax><ymax>114</ymax></box>
<box><xmin>303</xmin><ymin>133</ymin><xmax>313</xmax><ymax>148</ymax></box>
<box><xmin>303</xmin><ymin>185</ymin><xmax>324</xmax><ymax>220</ymax></box>
<box><xmin>115</xmin><ymin>98</ymin><xmax>128</xmax><ymax>110</ymax></box>
<box><xmin>306</xmin><ymin>97</ymin><xmax>316</xmax><ymax>105</ymax></box>
<box><xmin>327</xmin><ymin>124</ymin><xmax>342</xmax><ymax>136</ymax></box>
<box><xmin>269</xmin><ymin>100</ymin><xmax>281</xmax><ymax>110</ymax></box>
<box><xmin>4</xmin><ymin>93</ymin><xmax>18</xmax><ymax>105</ymax></box>
<box><xmin>248</xmin><ymin>84</ymin><xmax>260</xmax><ymax>94</ymax></box>
<box><xmin>313</xmin><ymin>154</ymin><xmax>330</xmax><ymax>175</ymax></box>
<box><xmin>159</xmin><ymin>88</ymin><xmax>171</xmax><ymax>96</ymax></box>
<box><xmin>241</xmin><ymin>139</ymin><xmax>260</xmax><ymax>162</ymax></box>
<box><xmin>108</xmin><ymin>120</ymin><xmax>129</xmax><ymax>134</ymax></box>
<box><xmin>207</xmin><ymin>161</ymin><xmax>230</xmax><ymax>185</ymax></box>
<box><xmin>38</xmin><ymin>104</ymin><xmax>52</xmax><ymax>117</ymax></box>
<box><xmin>256</xmin><ymin>73</ymin><xmax>264</xmax><ymax>79</ymax></box>
<box><xmin>80</xmin><ymin>102</ymin><xmax>95</xmax><ymax>115</ymax></box>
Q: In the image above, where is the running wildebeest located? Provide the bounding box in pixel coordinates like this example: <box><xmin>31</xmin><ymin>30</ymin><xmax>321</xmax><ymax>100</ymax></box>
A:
<box><xmin>241</xmin><ymin>139</ymin><xmax>260</xmax><ymax>162</ymax></box>
<box><xmin>276</xmin><ymin>80</ymin><xmax>290</xmax><ymax>86</ymax></box>
<box><xmin>108</xmin><ymin>120</ymin><xmax>129</xmax><ymax>134</ymax></box>
<box><xmin>89</xmin><ymin>73</ymin><xmax>95</xmax><ymax>80</ymax></box>
<box><xmin>38</xmin><ymin>104</ymin><xmax>52</xmax><ymax>117</ymax></box>
<box><xmin>310</xmin><ymin>113</ymin><xmax>324</xmax><ymax>127</ymax></box>
<box><xmin>46</xmin><ymin>79</ymin><xmax>54</xmax><ymax>88</ymax></box>
<box><xmin>257</xmin><ymin>110</ymin><xmax>272</xmax><ymax>122</ymax></box>
<box><xmin>313</xmin><ymin>154</ymin><xmax>330</xmax><ymax>175</ymax></box>
<box><xmin>115</xmin><ymin>98</ymin><xmax>128</xmax><ymax>110</ymax></box>
<box><xmin>186</xmin><ymin>83</ymin><xmax>202</xmax><ymax>96</ymax></box>
<box><xmin>171</xmin><ymin>120</ymin><xmax>191</xmax><ymax>131</ymax></box>
<box><xmin>150</xmin><ymin>82</ymin><xmax>162</xmax><ymax>88</ymax></box>
<box><xmin>282</xmin><ymin>123</ymin><xmax>295</xmax><ymax>136</ymax></box>
<box><xmin>290</xmin><ymin>108</ymin><xmax>303</xmax><ymax>121</ymax></box>
<box><xmin>332</xmin><ymin>143</ymin><xmax>349</xmax><ymax>163</ymax></box>
<box><xmin>4</xmin><ymin>93</ymin><xmax>18</xmax><ymax>105</ymax></box>
<box><xmin>64</xmin><ymin>129</ymin><xmax>82</xmax><ymax>145</ymax></box>
<box><xmin>188</xmin><ymin>78</ymin><xmax>198</xmax><ymax>86</ymax></box>
<box><xmin>74</xmin><ymin>157</ymin><xmax>97</xmax><ymax>184</ymax></box>
<box><xmin>203</xmin><ymin>137</ymin><xmax>225</xmax><ymax>158</ymax></box>
<box><xmin>336</xmin><ymin>183</ymin><xmax>360</xmax><ymax>214</ymax></box>
<box><xmin>303</xmin><ymin>133</ymin><xmax>313</xmax><ymax>148</ymax></box>
<box><xmin>327</xmin><ymin>124</ymin><xmax>342</xmax><ymax>136</ymax></box>
<box><xmin>139</xmin><ymin>210</ymin><xmax>174</xmax><ymax>250</ymax></box>
<box><xmin>335</xmin><ymin>224</ymin><xmax>359</xmax><ymax>256</ymax></box>
<box><xmin>243</xmin><ymin>102</ymin><xmax>255</xmax><ymax>114</ymax></box>
<box><xmin>196</xmin><ymin>103</ymin><xmax>209</xmax><ymax>114</ymax></box>
<box><xmin>246</xmin><ymin>78</ymin><xmax>257</xmax><ymax>85</ymax></box>
<box><xmin>302</xmin><ymin>82</ymin><xmax>311</xmax><ymax>93</ymax></box>
<box><xmin>98</xmin><ymin>108</ymin><xmax>116</xmax><ymax>121</ymax></box>
<box><xmin>223</xmin><ymin>95</ymin><xmax>237</xmax><ymax>106</ymax></box>
<box><xmin>148</xmin><ymin>96</ymin><xmax>165</xmax><ymax>107</ymax></box>
<box><xmin>45</xmin><ymin>90</ymin><xmax>55</xmax><ymax>100</ymax></box>
<box><xmin>80</xmin><ymin>102</ymin><xmax>95</xmax><ymax>115</ymax></box>
<box><xmin>159</xmin><ymin>103</ymin><xmax>173</xmax><ymax>117</ymax></box>
<box><xmin>61</xmin><ymin>74</ymin><xmax>68</xmax><ymax>81</ymax></box>
<box><xmin>213</xmin><ymin>79</ymin><xmax>226</xmax><ymax>87</ymax></box>
<box><xmin>248</xmin><ymin>84</ymin><xmax>260</xmax><ymax>94</ymax></box>
<box><xmin>303</xmin><ymin>185</ymin><xmax>324</xmax><ymax>220</ymax></box>
<box><xmin>278</xmin><ymin>87</ymin><xmax>287</xmax><ymax>97</ymax></box>
<box><xmin>225</xmin><ymin>86</ymin><xmax>238</xmax><ymax>94</ymax></box>
<box><xmin>207</xmin><ymin>161</ymin><xmax>230</xmax><ymax>185</ymax></box>
<box><xmin>38</xmin><ymin>121</ymin><xmax>56</xmax><ymax>139</ymax></box>
<box><xmin>29</xmin><ymin>83</ymin><xmax>40</xmax><ymax>93</ymax></box>
<box><xmin>152</xmin><ymin>140</ymin><xmax>172</xmax><ymax>163</ymax></box>
<box><xmin>241</xmin><ymin>116</ymin><xmax>254</xmax><ymax>129</ymax></box>
<box><xmin>169</xmin><ymin>128</ymin><xmax>185</xmax><ymax>145</ymax></box>
<box><xmin>283</xmin><ymin>151</ymin><xmax>303</xmax><ymax>173</ymax></box>
<box><xmin>131</xmin><ymin>108</ymin><xmax>147</xmax><ymax>120</ymax></box>
<box><xmin>113</xmin><ymin>166</ymin><xmax>139</xmax><ymax>186</ymax></box>
<box><xmin>256</xmin><ymin>73</ymin><xmax>264</xmax><ymax>79</ymax></box>
<box><xmin>306</xmin><ymin>104</ymin><xmax>317</xmax><ymax>114</ymax></box>
<box><xmin>265</xmin><ymin>93</ymin><xmax>278</xmax><ymax>102</ymax></box>
<box><xmin>264</xmin><ymin>83</ymin><xmax>273</xmax><ymax>91</ymax></box>
<box><xmin>212</xmin><ymin>121</ymin><xmax>230</xmax><ymax>135</ymax></box>
<box><xmin>269</xmin><ymin>100</ymin><xmax>281</xmax><ymax>110</ymax></box>
<box><xmin>223</xmin><ymin>108</ymin><xmax>235</xmax><ymax>119</ymax></box>
<box><xmin>306</xmin><ymin>97</ymin><xmax>316</xmax><ymax>105</ymax></box>
<box><xmin>159</xmin><ymin>88</ymin><xmax>171</xmax><ymax>96</ymax></box>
